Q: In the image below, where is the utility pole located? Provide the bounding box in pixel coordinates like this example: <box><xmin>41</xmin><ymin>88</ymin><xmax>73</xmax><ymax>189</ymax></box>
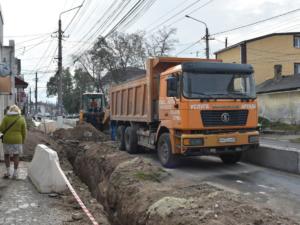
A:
<box><xmin>205</xmin><ymin>27</ymin><xmax>209</xmax><ymax>59</ymax></box>
<box><xmin>185</xmin><ymin>15</ymin><xmax>211</xmax><ymax>59</ymax></box>
<box><xmin>35</xmin><ymin>72</ymin><xmax>38</xmax><ymax>114</ymax></box>
<box><xmin>57</xmin><ymin>18</ymin><xmax>63</xmax><ymax>116</ymax></box>
<box><xmin>57</xmin><ymin>4</ymin><xmax>83</xmax><ymax>116</ymax></box>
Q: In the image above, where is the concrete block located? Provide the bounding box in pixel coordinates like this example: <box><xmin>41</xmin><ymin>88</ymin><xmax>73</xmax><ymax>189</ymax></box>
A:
<box><xmin>28</xmin><ymin>144</ymin><xmax>67</xmax><ymax>193</ymax></box>
<box><xmin>242</xmin><ymin>145</ymin><xmax>300</xmax><ymax>174</ymax></box>
<box><xmin>57</xmin><ymin>116</ymin><xmax>63</xmax><ymax>129</ymax></box>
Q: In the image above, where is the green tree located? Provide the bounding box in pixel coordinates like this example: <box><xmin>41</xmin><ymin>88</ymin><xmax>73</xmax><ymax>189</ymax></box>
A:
<box><xmin>46</xmin><ymin>68</ymin><xmax>77</xmax><ymax>113</ymax></box>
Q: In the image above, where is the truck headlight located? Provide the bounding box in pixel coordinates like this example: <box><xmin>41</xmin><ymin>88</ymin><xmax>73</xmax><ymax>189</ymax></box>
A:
<box><xmin>183</xmin><ymin>138</ymin><xmax>204</xmax><ymax>146</ymax></box>
<box><xmin>249</xmin><ymin>135</ymin><xmax>259</xmax><ymax>143</ymax></box>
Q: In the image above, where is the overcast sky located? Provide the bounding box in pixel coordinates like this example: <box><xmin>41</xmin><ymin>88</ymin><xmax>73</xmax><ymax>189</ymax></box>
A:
<box><xmin>1</xmin><ymin>0</ymin><xmax>300</xmax><ymax>103</ymax></box>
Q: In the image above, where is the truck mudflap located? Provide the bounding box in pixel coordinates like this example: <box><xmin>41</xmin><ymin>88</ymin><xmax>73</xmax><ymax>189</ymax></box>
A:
<box><xmin>175</xmin><ymin>131</ymin><xmax>259</xmax><ymax>156</ymax></box>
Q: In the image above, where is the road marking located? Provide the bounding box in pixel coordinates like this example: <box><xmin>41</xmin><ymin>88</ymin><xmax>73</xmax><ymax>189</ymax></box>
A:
<box><xmin>257</xmin><ymin>184</ymin><xmax>276</xmax><ymax>190</ymax></box>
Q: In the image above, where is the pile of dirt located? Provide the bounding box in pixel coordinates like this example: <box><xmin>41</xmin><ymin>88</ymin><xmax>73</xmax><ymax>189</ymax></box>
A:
<box><xmin>53</xmin><ymin>122</ymin><xmax>108</xmax><ymax>142</ymax></box>
<box><xmin>64</xmin><ymin>141</ymin><xmax>300</xmax><ymax>225</ymax></box>
<box><xmin>23</xmin><ymin>129</ymin><xmax>60</xmax><ymax>160</ymax></box>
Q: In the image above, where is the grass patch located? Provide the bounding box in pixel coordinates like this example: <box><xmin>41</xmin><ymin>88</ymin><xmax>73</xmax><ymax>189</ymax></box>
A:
<box><xmin>290</xmin><ymin>138</ymin><xmax>300</xmax><ymax>143</ymax></box>
<box><xmin>134</xmin><ymin>171</ymin><xmax>164</xmax><ymax>183</ymax></box>
<box><xmin>259</xmin><ymin>117</ymin><xmax>300</xmax><ymax>131</ymax></box>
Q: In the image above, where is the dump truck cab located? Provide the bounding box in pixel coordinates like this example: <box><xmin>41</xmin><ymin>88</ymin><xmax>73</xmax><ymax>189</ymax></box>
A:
<box><xmin>157</xmin><ymin>61</ymin><xmax>259</xmax><ymax>165</ymax></box>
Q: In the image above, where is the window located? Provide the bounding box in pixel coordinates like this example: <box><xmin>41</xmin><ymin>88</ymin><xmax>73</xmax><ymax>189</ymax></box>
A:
<box><xmin>182</xmin><ymin>72</ymin><xmax>256</xmax><ymax>99</ymax></box>
<box><xmin>294</xmin><ymin>36</ymin><xmax>300</xmax><ymax>48</ymax></box>
<box><xmin>294</xmin><ymin>63</ymin><xmax>300</xmax><ymax>75</ymax></box>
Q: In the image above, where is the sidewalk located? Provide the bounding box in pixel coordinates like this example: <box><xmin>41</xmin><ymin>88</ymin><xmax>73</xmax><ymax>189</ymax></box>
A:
<box><xmin>261</xmin><ymin>134</ymin><xmax>300</xmax><ymax>152</ymax></box>
<box><xmin>0</xmin><ymin>161</ymin><xmax>69</xmax><ymax>225</ymax></box>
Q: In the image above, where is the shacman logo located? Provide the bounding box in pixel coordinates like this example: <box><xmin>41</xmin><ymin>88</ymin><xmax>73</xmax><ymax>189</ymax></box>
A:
<box><xmin>221</xmin><ymin>113</ymin><xmax>230</xmax><ymax>122</ymax></box>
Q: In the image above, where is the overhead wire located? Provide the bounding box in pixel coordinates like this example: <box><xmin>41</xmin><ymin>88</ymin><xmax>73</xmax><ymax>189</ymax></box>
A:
<box><xmin>64</xmin><ymin>0</ymin><xmax>86</xmax><ymax>32</ymax></box>
<box><xmin>146</xmin><ymin>0</ymin><xmax>204</xmax><ymax>33</ymax></box>
<box><xmin>175</xmin><ymin>7</ymin><xmax>300</xmax><ymax>56</ymax></box>
<box><xmin>211</xmin><ymin>8</ymin><xmax>300</xmax><ymax>36</ymax></box>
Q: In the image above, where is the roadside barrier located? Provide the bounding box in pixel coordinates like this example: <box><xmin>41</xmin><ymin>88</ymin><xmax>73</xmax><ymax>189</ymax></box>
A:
<box><xmin>29</xmin><ymin>144</ymin><xmax>99</xmax><ymax>225</ymax></box>
<box><xmin>28</xmin><ymin>144</ymin><xmax>67</xmax><ymax>193</ymax></box>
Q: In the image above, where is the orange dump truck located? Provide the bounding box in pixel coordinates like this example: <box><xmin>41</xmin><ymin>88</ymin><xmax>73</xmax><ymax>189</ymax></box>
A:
<box><xmin>110</xmin><ymin>57</ymin><xmax>259</xmax><ymax>168</ymax></box>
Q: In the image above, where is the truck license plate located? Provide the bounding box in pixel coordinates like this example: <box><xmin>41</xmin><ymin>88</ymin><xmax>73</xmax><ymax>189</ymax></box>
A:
<box><xmin>219</xmin><ymin>137</ymin><xmax>236</xmax><ymax>143</ymax></box>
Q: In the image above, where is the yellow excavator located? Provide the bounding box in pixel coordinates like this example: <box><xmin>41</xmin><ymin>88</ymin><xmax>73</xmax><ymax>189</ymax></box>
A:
<box><xmin>79</xmin><ymin>92</ymin><xmax>107</xmax><ymax>130</ymax></box>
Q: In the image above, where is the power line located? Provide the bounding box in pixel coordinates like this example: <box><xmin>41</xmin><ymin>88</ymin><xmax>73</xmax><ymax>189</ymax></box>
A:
<box><xmin>211</xmin><ymin>8</ymin><xmax>300</xmax><ymax>36</ymax></box>
<box><xmin>67</xmin><ymin>0</ymin><xmax>101</xmax><ymax>37</ymax></box>
<box><xmin>18</xmin><ymin>36</ymin><xmax>52</xmax><ymax>55</ymax></box>
<box><xmin>4</xmin><ymin>32</ymin><xmax>52</xmax><ymax>38</ymax></box>
<box><xmin>64</xmin><ymin>0</ymin><xmax>85</xmax><ymax>32</ymax></box>
<box><xmin>146</xmin><ymin>0</ymin><xmax>204</xmax><ymax>33</ymax></box>
<box><xmin>175</xmin><ymin>40</ymin><xmax>201</xmax><ymax>55</ymax></box>
<box><xmin>157</xmin><ymin>0</ymin><xmax>215</xmax><ymax>34</ymax></box>
<box><xmin>175</xmin><ymin>7</ymin><xmax>300</xmax><ymax>56</ymax></box>
<box><xmin>70</xmin><ymin>0</ymin><xmax>145</xmax><ymax>57</ymax></box>
<box><xmin>143</xmin><ymin>0</ymin><xmax>193</xmax><ymax>29</ymax></box>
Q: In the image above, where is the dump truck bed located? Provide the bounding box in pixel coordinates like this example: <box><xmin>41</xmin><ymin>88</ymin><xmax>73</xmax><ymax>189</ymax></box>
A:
<box><xmin>111</xmin><ymin>75</ymin><xmax>148</xmax><ymax>122</ymax></box>
<box><xmin>110</xmin><ymin>57</ymin><xmax>221</xmax><ymax>123</ymax></box>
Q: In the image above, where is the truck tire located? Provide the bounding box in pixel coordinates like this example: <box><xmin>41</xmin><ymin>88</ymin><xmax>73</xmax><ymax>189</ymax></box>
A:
<box><xmin>117</xmin><ymin>125</ymin><xmax>126</xmax><ymax>151</ymax></box>
<box><xmin>124</xmin><ymin>126</ymin><xmax>138</xmax><ymax>154</ymax></box>
<box><xmin>157</xmin><ymin>133</ymin><xmax>178</xmax><ymax>168</ymax></box>
<box><xmin>220</xmin><ymin>152</ymin><xmax>242</xmax><ymax>164</ymax></box>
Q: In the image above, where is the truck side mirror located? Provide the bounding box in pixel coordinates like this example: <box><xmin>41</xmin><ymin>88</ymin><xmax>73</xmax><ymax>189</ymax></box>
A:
<box><xmin>167</xmin><ymin>76</ymin><xmax>178</xmax><ymax>97</ymax></box>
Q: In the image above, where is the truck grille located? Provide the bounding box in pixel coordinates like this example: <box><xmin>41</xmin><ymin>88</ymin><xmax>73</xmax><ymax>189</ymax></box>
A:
<box><xmin>201</xmin><ymin>110</ymin><xmax>248</xmax><ymax>127</ymax></box>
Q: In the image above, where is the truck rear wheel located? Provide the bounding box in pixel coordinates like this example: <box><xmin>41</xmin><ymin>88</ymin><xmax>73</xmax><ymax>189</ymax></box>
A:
<box><xmin>220</xmin><ymin>152</ymin><xmax>242</xmax><ymax>164</ymax></box>
<box><xmin>124</xmin><ymin>126</ymin><xmax>138</xmax><ymax>154</ymax></box>
<box><xmin>117</xmin><ymin>125</ymin><xmax>126</xmax><ymax>151</ymax></box>
<box><xmin>157</xmin><ymin>133</ymin><xmax>178</xmax><ymax>168</ymax></box>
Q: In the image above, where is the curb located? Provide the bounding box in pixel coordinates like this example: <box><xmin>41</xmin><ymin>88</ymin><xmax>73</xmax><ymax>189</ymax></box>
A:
<box><xmin>242</xmin><ymin>144</ymin><xmax>300</xmax><ymax>174</ymax></box>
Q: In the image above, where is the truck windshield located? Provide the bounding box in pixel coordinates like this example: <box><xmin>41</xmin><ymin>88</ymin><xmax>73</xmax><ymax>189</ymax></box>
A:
<box><xmin>183</xmin><ymin>72</ymin><xmax>256</xmax><ymax>99</ymax></box>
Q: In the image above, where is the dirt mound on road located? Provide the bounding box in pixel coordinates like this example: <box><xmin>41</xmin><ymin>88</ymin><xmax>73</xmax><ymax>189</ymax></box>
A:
<box><xmin>64</xmin><ymin>141</ymin><xmax>299</xmax><ymax>225</ymax></box>
<box><xmin>53</xmin><ymin>123</ymin><xmax>108</xmax><ymax>142</ymax></box>
<box><xmin>23</xmin><ymin>129</ymin><xmax>60</xmax><ymax>160</ymax></box>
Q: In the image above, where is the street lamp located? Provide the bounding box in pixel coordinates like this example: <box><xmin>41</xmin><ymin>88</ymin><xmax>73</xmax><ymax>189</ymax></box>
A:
<box><xmin>185</xmin><ymin>15</ymin><xmax>210</xmax><ymax>59</ymax></box>
<box><xmin>57</xmin><ymin>4</ymin><xmax>83</xmax><ymax>116</ymax></box>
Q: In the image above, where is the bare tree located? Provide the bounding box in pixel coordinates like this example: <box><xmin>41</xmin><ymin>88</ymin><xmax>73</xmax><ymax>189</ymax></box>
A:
<box><xmin>146</xmin><ymin>27</ymin><xmax>178</xmax><ymax>57</ymax></box>
<box><xmin>89</xmin><ymin>32</ymin><xmax>146</xmax><ymax>83</ymax></box>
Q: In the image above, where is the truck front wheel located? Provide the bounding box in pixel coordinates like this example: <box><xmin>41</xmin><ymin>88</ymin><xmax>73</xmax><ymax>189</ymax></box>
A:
<box><xmin>117</xmin><ymin>125</ymin><xmax>126</xmax><ymax>151</ymax></box>
<box><xmin>157</xmin><ymin>133</ymin><xmax>178</xmax><ymax>168</ymax></box>
<box><xmin>219</xmin><ymin>152</ymin><xmax>242</xmax><ymax>164</ymax></box>
<box><xmin>124</xmin><ymin>126</ymin><xmax>138</xmax><ymax>154</ymax></box>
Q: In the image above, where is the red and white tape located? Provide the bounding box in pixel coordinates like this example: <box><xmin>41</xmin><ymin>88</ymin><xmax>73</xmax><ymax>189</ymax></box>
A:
<box><xmin>56</xmin><ymin>162</ymin><xmax>99</xmax><ymax>225</ymax></box>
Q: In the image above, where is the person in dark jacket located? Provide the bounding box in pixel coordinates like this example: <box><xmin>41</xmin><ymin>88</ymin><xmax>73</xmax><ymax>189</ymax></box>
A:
<box><xmin>0</xmin><ymin>105</ymin><xmax>27</xmax><ymax>179</ymax></box>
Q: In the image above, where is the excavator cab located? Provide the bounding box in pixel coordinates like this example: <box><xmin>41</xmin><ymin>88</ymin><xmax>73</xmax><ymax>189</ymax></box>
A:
<box><xmin>79</xmin><ymin>93</ymin><xmax>106</xmax><ymax>130</ymax></box>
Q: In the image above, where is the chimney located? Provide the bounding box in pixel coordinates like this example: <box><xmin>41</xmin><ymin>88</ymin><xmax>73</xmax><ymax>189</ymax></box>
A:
<box><xmin>274</xmin><ymin>64</ymin><xmax>282</xmax><ymax>80</ymax></box>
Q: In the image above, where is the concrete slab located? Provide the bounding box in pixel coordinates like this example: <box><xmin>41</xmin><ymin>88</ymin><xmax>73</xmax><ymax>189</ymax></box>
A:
<box><xmin>28</xmin><ymin>144</ymin><xmax>67</xmax><ymax>193</ymax></box>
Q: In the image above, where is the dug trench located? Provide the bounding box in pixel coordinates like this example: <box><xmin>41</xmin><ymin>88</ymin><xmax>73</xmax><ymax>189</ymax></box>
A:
<box><xmin>45</xmin><ymin>123</ymin><xmax>299</xmax><ymax>225</ymax></box>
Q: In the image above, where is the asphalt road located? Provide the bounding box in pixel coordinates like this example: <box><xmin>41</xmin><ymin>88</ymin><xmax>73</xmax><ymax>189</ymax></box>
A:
<box><xmin>140</xmin><ymin>151</ymin><xmax>300</xmax><ymax>221</ymax></box>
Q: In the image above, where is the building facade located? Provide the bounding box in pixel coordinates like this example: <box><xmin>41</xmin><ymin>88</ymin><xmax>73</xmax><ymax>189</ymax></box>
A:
<box><xmin>257</xmin><ymin>66</ymin><xmax>300</xmax><ymax>124</ymax></box>
<box><xmin>215</xmin><ymin>32</ymin><xmax>300</xmax><ymax>84</ymax></box>
<box><xmin>0</xmin><ymin>5</ymin><xmax>25</xmax><ymax>160</ymax></box>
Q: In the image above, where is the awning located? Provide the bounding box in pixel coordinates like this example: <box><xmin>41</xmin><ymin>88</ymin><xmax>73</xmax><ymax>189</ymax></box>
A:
<box><xmin>15</xmin><ymin>76</ymin><xmax>28</xmax><ymax>88</ymax></box>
